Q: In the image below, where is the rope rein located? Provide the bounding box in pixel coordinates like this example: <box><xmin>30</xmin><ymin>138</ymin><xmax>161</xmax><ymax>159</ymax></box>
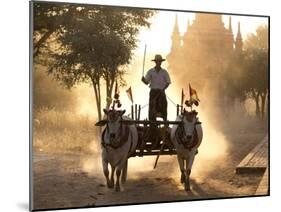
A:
<box><xmin>166</xmin><ymin>94</ymin><xmax>178</xmax><ymax>107</ymax></box>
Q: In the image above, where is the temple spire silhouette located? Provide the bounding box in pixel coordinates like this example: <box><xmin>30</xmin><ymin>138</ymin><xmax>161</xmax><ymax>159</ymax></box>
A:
<box><xmin>228</xmin><ymin>16</ymin><xmax>233</xmax><ymax>33</ymax></box>
<box><xmin>235</xmin><ymin>21</ymin><xmax>243</xmax><ymax>51</ymax></box>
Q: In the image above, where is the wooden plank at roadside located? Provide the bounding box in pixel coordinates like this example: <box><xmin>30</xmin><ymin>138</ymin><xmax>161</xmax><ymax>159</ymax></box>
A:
<box><xmin>255</xmin><ymin>168</ymin><xmax>269</xmax><ymax>195</ymax></box>
<box><xmin>236</xmin><ymin>135</ymin><xmax>268</xmax><ymax>174</ymax></box>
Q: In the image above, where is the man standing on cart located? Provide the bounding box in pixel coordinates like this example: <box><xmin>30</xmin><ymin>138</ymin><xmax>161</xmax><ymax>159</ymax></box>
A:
<box><xmin>141</xmin><ymin>54</ymin><xmax>171</xmax><ymax>121</ymax></box>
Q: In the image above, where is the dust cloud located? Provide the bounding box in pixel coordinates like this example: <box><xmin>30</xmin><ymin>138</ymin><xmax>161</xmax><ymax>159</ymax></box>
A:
<box><xmin>189</xmin><ymin>112</ymin><xmax>229</xmax><ymax>182</ymax></box>
<box><xmin>78</xmin><ymin>54</ymin><xmax>231</xmax><ymax>183</ymax></box>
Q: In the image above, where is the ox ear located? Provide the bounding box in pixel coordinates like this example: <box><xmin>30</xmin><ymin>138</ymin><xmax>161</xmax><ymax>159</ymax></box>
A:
<box><xmin>121</xmin><ymin>120</ymin><xmax>135</xmax><ymax>125</ymax></box>
<box><xmin>195</xmin><ymin>121</ymin><xmax>202</xmax><ymax>125</ymax></box>
<box><xmin>192</xmin><ymin>110</ymin><xmax>198</xmax><ymax>116</ymax></box>
<box><xmin>95</xmin><ymin>120</ymin><xmax>108</xmax><ymax>126</ymax></box>
<box><xmin>119</xmin><ymin>110</ymin><xmax>126</xmax><ymax>116</ymax></box>
<box><xmin>103</xmin><ymin>109</ymin><xmax>109</xmax><ymax>115</ymax></box>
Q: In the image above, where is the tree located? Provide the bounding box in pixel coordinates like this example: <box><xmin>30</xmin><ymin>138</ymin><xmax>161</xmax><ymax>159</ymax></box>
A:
<box><xmin>33</xmin><ymin>3</ymin><xmax>69</xmax><ymax>57</ymax></box>
<box><xmin>223</xmin><ymin>25</ymin><xmax>268</xmax><ymax>120</ymax></box>
<box><xmin>34</xmin><ymin>2</ymin><xmax>154</xmax><ymax>120</ymax></box>
<box><xmin>244</xmin><ymin>25</ymin><xmax>269</xmax><ymax>120</ymax></box>
<box><xmin>243</xmin><ymin>48</ymin><xmax>268</xmax><ymax>119</ymax></box>
<box><xmin>224</xmin><ymin>52</ymin><xmax>247</xmax><ymax>104</ymax></box>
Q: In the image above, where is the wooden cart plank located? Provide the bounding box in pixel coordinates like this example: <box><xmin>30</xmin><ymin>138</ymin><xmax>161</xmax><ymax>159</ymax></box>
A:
<box><xmin>124</xmin><ymin>120</ymin><xmax>182</xmax><ymax>125</ymax></box>
<box><xmin>130</xmin><ymin>149</ymin><xmax>177</xmax><ymax>157</ymax></box>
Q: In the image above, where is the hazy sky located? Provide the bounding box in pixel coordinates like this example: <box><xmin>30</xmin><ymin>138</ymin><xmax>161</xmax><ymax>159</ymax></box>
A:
<box><xmin>78</xmin><ymin>10</ymin><xmax>268</xmax><ymax>120</ymax></box>
<box><xmin>113</xmin><ymin>11</ymin><xmax>268</xmax><ymax>120</ymax></box>
<box><xmin>135</xmin><ymin>11</ymin><xmax>268</xmax><ymax>56</ymax></box>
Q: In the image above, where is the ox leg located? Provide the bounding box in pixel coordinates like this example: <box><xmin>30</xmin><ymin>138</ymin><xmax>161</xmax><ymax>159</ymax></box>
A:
<box><xmin>109</xmin><ymin>165</ymin><xmax>115</xmax><ymax>188</ymax></box>
<box><xmin>185</xmin><ymin>152</ymin><xmax>196</xmax><ymax>191</ymax></box>
<box><xmin>121</xmin><ymin>160</ymin><xmax>128</xmax><ymax>184</ymax></box>
<box><xmin>184</xmin><ymin>160</ymin><xmax>191</xmax><ymax>191</ymax></box>
<box><xmin>115</xmin><ymin>156</ymin><xmax>128</xmax><ymax>192</ymax></box>
<box><xmin>115</xmin><ymin>168</ymin><xmax>122</xmax><ymax>192</ymax></box>
<box><xmin>102</xmin><ymin>159</ymin><xmax>113</xmax><ymax>188</ymax></box>
<box><xmin>177</xmin><ymin>155</ymin><xmax>185</xmax><ymax>184</ymax></box>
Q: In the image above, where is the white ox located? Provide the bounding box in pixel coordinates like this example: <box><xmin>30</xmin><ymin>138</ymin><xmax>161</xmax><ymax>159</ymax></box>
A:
<box><xmin>171</xmin><ymin>110</ymin><xmax>203</xmax><ymax>191</ymax></box>
<box><xmin>95</xmin><ymin>109</ymin><xmax>138</xmax><ymax>192</ymax></box>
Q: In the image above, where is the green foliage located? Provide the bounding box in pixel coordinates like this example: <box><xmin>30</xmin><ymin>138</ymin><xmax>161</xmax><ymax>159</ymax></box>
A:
<box><xmin>244</xmin><ymin>24</ymin><xmax>268</xmax><ymax>50</ymax></box>
<box><xmin>243</xmin><ymin>25</ymin><xmax>269</xmax><ymax>95</ymax></box>
<box><xmin>33</xmin><ymin>2</ymin><xmax>71</xmax><ymax>56</ymax></box>
<box><xmin>33</xmin><ymin>2</ymin><xmax>154</xmax><ymax>120</ymax></box>
<box><xmin>224</xmin><ymin>24</ymin><xmax>268</xmax><ymax>119</ymax></box>
<box><xmin>243</xmin><ymin>48</ymin><xmax>268</xmax><ymax>95</ymax></box>
<box><xmin>47</xmin><ymin>5</ymin><xmax>153</xmax><ymax>86</ymax></box>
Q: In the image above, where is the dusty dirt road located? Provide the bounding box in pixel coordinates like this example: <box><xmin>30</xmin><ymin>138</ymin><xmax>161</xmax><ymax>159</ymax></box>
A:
<box><xmin>32</xmin><ymin>132</ymin><xmax>266</xmax><ymax>210</ymax></box>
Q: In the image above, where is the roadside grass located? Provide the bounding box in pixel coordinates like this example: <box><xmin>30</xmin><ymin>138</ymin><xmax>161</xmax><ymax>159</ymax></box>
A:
<box><xmin>33</xmin><ymin>108</ymin><xmax>101</xmax><ymax>154</ymax></box>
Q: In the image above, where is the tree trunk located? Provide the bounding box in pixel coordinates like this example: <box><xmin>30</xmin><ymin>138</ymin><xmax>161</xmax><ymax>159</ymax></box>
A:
<box><xmin>253</xmin><ymin>91</ymin><xmax>261</xmax><ymax>119</ymax></box>
<box><xmin>108</xmin><ymin>76</ymin><xmax>115</xmax><ymax>108</ymax></box>
<box><xmin>34</xmin><ymin>30</ymin><xmax>54</xmax><ymax>57</ymax></box>
<box><xmin>91</xmin><ymin>77</ymin><xmax>102</xmax><ymax>121</ymax></box>
<box><xmin>109</xmin><ymin>77</ymin><xmax>115</xmax><ymax>97</ymax></box>
<box><xmin>105</xmin><ymin>76</ymin><xmax>111</xmax><ymax>110</ymax></box>
<box><xmin>97</xmin><ymin>78</ymin><xmax>102</xmax><ymax>120</ymax></box>
<box><xmin>105</xmin><ymin>71</ymin><xmax>116</xmax><ymax>109</ymax></box>
<box><xmin>261</xmin><ymin>91</ymin><xmax>267</xmax><ymax>120</ymax></box>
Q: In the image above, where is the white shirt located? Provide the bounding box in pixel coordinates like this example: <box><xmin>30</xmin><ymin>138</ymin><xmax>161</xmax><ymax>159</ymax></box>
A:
<box><xmin>144</xmin><ymin>68</ymin><xmax>171</xmax><ymax>90</ymax></box>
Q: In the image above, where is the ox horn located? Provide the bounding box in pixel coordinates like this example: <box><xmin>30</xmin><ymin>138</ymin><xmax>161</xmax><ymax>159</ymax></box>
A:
<box><xmin>95</xmin><ymin>119</ymin><xmax>108</xmax><ymax>126</ymax></box>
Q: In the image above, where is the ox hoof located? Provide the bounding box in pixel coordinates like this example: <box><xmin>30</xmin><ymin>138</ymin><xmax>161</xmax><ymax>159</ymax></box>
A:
<box><xmin>121</xmin><ymin>178</ymin><xmax>127</xmax><ymax>184</ymax></box>
<box><xmin>115</xmin><ymin>185</ymin><xmax>121</xmax><ymax>192</ymax></box>
<box><xmin>107</xmin><ymin>181</ymin><xmax>114</xmax><ymax>189</ymax></box>
<box><xmin>185</xmin><ymin>186</ymin><xmax>191</xmax><ymax>191</ymax></box>
<box><xmin>180</xmin><ymin>175</ymin><xmax>185</xmax><ymax>184</ymax></box>
<box><xmin>184</xmin><ymin>182</ymin><xmax>191</xmax><ymax>191</ymax></box>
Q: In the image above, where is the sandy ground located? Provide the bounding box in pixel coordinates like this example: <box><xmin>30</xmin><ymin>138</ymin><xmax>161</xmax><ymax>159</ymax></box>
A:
<box><xmin>32</xmin><ymin>132</ymin><xmax>266</xmax><ymax>210</ymax></box>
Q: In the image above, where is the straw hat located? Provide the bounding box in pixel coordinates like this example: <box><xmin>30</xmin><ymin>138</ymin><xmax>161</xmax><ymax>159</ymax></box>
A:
<box><xmin>151</xmin><ymin>54</ymin><xmax>166</xmax><ymax>62</ymax></box>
